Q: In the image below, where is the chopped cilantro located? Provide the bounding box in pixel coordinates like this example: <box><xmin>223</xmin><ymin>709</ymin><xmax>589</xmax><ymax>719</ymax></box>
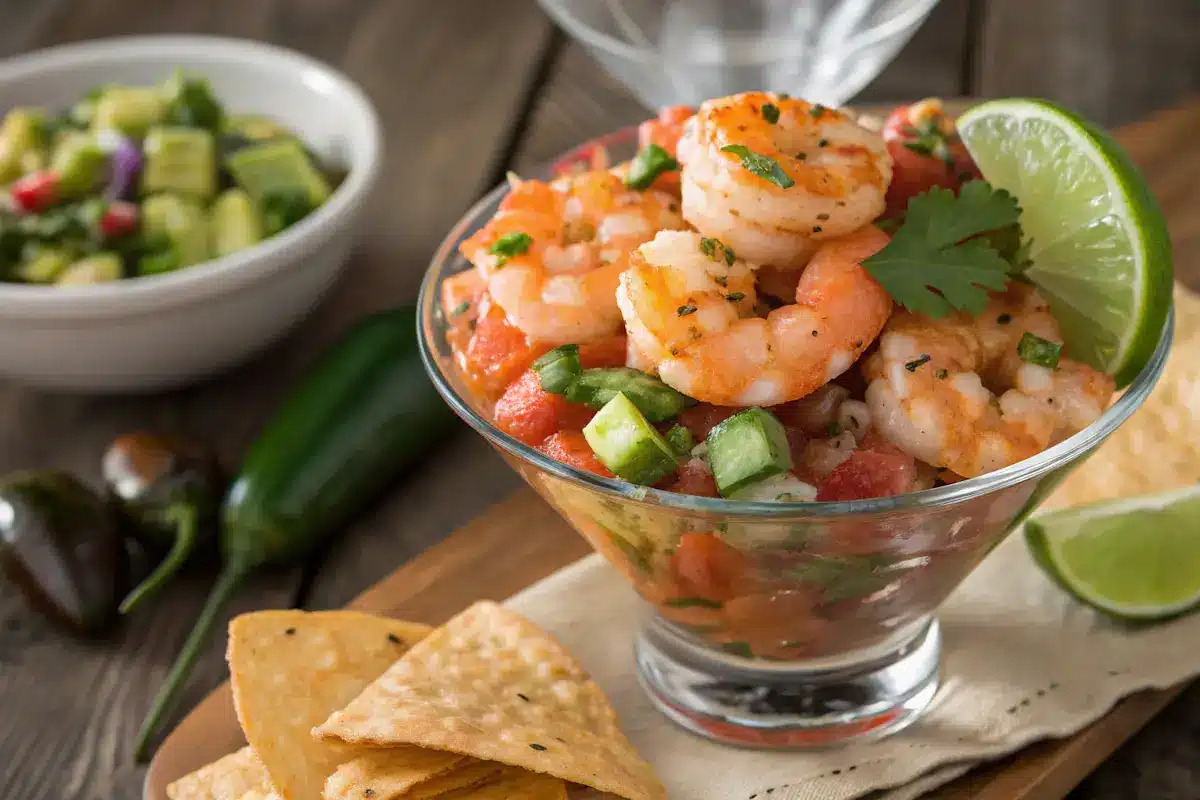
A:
<box><xmin>905</xmin><ymin>354</ymin><xmax>932</xmax><ymax>372</ymax></box>
<box><xmin>488</xmin><ymin>231</ymin><xmax>532</xmax><ymax>267</ymax></box>
<box><xmin>809</xmin><ymin>104</ymin><xmax>826</xmax><ymax>118</ymax></box>
<box><xmin>719</xmin><ymin>144</ymin><xmax>794</xmax><ymax>189</ymax></box>
<box><xmin>862</xmin><ymin>181</ymin><xmax>1021</xmax><ymax>317</ymax></box>
<box><xmin>625</xmin><ymin>143</ymin><xmax>679</xmax><ymax>190</ymax></box>
<box><xmin>677</xmin><ymin>304</ymin><xmax>697</xmax><ymax>317</ymax></box>
<box><xmin>935</xmin><ymin>368</ymin><xmax>949</xmax><ymax>379</ymax></box>
<box><xmin>761</xmin><ymin>103</ymin><xmax>780</xmax><ymax>124</ymax></box>
<box><xmin>664</xmin><ymin>596</ymin><xmax>723</xmax><ymax>609</ymax></box>
<box><xmin>699</xmin><ymin>236</ymin><xmax>735</xmax><ymax>265</ymax></box>
<box><xmin>726</xmin><ymin>292</ymin><xmax>745</xmax><ymax>302</ymax></box>
<box><xmin>450</xmin><ymin>300</ymin><xmax>470</xmax><ymax>316</ymax></box>
<box><xmin>901</xmin><ymin>119</ymin><xmax>960</xmax><ymax>170</ymax></box>
<box><xmin>1017</xmin><ymin>332</ymin><xmax>1062</xmax><ymax>368</ymax></box>
<box><xmin>826</xmin><ymin>420</ymin><xmax>842</xmax><ymax>437</ymax></box>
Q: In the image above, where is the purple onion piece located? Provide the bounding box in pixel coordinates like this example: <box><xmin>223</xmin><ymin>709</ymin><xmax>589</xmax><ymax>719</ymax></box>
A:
<box><xmin>97</xmin><ymin>131</ymin><xmax>142</xmax><ymax>202</ymax></box>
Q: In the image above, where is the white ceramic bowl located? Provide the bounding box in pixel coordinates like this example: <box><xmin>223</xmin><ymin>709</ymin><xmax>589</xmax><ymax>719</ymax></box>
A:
<box><xmin>0</xmin><ymin>36</ymin><xmax>382</xmax><ymax>392</ymax></box>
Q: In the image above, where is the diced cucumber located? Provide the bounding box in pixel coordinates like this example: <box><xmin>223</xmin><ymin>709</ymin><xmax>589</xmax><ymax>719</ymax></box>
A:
<box><xmin>582</xmin><ymin>392</ymin><xmax>679</xmax><ymax>485</ymax></box>
<box><xmin>706</xmin><ymin>407</ymin><xmax>793</xmax><ymax>497</ymax></box>
<box><xmin>16</xmin><ymin>246</ymin><xmax>72</xmax><ymax>283</ymax></box>
<box><xmin>565</xmin><ymin>367</ymin><xmax>693</xmax><ymax>422</ymax></box>
<box><xmin>531</xmin><ymin>344</ymin><xmax>582</xmax><ymax>393</ymax></box>
<box><xmin>50</xmin><ymin>134</ymin><xmax>105</xmax><ymax>196</ymax></box>
<box><xmin>226</xmin><ymin>139</ymin><xmax>330</xmax><ymax>207</ymax></box>
<box><xmin>91</xmin><ymin>87</ymin><xmax>166</xmax><ymax>138</ymax></box>
<box><xmin>224</xmin><ymin>114</ymin><xmax>293</xmax><ymax>143</ymax></box>
<box><xmin>0</xmin><ymin>108</ymin><xmax>47</xmax><ymax>183</ymax></box>
<box><xmin>665</xmin><ymin>425</ymin><xmax>695</xmax><ymax>457</ymax></box>
<box><xmin>729</xmin><ymin>472</ymin><xmax>816</xmax><ymax>502</ymax></box>
<box><xmin>210</xmin><ymin>188</ymin><xmax>263</xmax><ymax>257</ymax></box>
<box><xmin>142</xmin><ymin>127</ymin><xmax>216</xmax><ymax>200</ymax></box>
<box><xmin>56</xmin><ymin>252</ymin><xmax>123</xmax><ymax>285</ymax></box>
<box><xmin>142</xmin><ymin>193</ymin><xmax>210</xmax><ymax>269</ymax></box>
<box><xmin>160</xmin><ymin>70</ymin><xmax>224</xmax><ymax>131</ymax></box>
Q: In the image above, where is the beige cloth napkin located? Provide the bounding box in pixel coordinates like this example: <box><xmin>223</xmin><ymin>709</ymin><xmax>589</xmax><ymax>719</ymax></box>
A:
<box><xmin>502</xmin><ymin>532</ymin><xmax>1200</xmax><ymax>800</ymax></box>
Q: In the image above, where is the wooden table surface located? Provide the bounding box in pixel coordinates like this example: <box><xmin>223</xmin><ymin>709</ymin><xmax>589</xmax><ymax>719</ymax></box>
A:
<box><xmin>0</xmin><ymin>2</ymin><xmax>1198</xmax><ymax>798</ymax></box>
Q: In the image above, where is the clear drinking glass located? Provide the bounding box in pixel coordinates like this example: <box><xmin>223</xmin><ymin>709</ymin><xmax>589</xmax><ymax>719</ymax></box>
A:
<box><xmin>536</xmin><ymin>0</ymin><xmax>942</xmax><ymax>109</ymax></box>
<box><xmin>418</xmin><ymin>129</ymin><xmax>1173</xmax><ymax>748</ymax></box>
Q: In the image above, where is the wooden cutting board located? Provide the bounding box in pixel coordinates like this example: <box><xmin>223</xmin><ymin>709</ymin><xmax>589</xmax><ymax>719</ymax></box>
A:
<box><xmin>144</xmin><ymin>488</ymin><xmax>1189</xmax><ymax>800</ymax></box>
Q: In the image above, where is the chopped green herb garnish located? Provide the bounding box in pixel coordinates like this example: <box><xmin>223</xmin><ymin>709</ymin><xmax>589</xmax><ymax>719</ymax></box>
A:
<box><xmin>935</xmin><ymin>368</ymin><xmax>949</xmax><ymax>379</ymax></box>
<box><xmin>625</xmin><ymin>143</ymin><xmax>679</xmax><ymax>190</ymax></box>
<box><xmin>810</xmin><ymin>104</ymin><xmax>826</xmax><ymax>118</ymax></box>
<box><xmin>665</xmin><ymin>424</ymin><xmax>695</xmax><ymax>456</ymax></box>
<box><xmin>450</xmin><ymin>300</ymin><xmax>470</xmax><ymax>316</ymax></box>
<box><xmin>818</xmin><ymin>138</ymin><xmax>829</xmax><ymax>147</ymax></box>
<box><xmin>901</xmin><ymin>120</ymin><xmax>960</xmax><ymax>171</ymax></box>
<box><xmin>905</xmin><ymin>354</ymin><xmax>932</xmax><ymax>372</ymax></box>
<box><xmin>862</xmin><ymin>181</ymin><xmax>1022</xmax><ymax>317</ymax></box>
<box><xmin>488</xmin><ymin>231</ymin><xmax>532</xmax><ymax>267</ymax></box>
<box><xmin>531</xmin><ymin>344</ymin><xmax>582</xmax><ymax>393</ymax></box>
<box><xmin>722</xmin><ymin>641</ymin><xmax>755</xmax><ymax>658</ymax></box>
<box><xmin>1017</xmin><ymin>332</ymin><xmax>1062</xmax><ymax>368</ymax></box>
<box><xmin>761</xmin><ymin>103</ymin><xmax>780</xmax><ymax>124</ymax></box>
<box><xmin>719</xmin><ymin>144</ymin><xmax>794</xmax><ymax>189</ymax></box>
<box><xmin>665</xmin><ymin>596</ymin><xmax>723</xmax><ymax>609</ymax></box>
<box><xmin>726</xmin><ymin>292</ymin><xmax>745</xmax><ymax>303</ymax></box>
<box><xmin>677</xmin><ymin>304</ymin><xmax>697</xmax><ymax>317</ymax></box>
<box><xmin>713</xmin><ymin>275</ymin><xmax>728</xmax><ymax>287</ymax></box>
<box><xmin>699</xmin><ymin>236</ymin><xmax>736</xmax><ymax>265</ymax></box>
<box><xmin>826</xmin><ymin>420</ymin><xmax>841</xmax><ymax>437</ymax></box>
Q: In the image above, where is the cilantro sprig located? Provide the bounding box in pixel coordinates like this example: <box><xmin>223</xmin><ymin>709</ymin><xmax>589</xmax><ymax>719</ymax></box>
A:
<box><xmin>863</xmin><ymin>181</ymin><xmax>1022</xmax><ymax>317</ymax></box>
<box><xmin>720</xmin><ymin>145</ymin><xmax>794</xmax><ymax>189</ymax></box>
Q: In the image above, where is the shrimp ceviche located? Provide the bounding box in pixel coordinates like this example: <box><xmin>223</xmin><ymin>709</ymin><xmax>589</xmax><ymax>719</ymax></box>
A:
<box><xmin>444</xmin><ymin>94</ymin><xmax>1116</xmax><ymax>504</ymax></box>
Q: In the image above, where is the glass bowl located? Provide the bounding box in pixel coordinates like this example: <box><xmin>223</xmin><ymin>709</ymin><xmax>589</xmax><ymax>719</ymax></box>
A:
<box><xmin>418</xmin><ymin>127</ymin><xmax>1174</xmax><ymax>748</ymax></box>
<box><xmin>536</xmin><ymin>0</ymin><xmax>942</xmax><ymax>109</ymax></box>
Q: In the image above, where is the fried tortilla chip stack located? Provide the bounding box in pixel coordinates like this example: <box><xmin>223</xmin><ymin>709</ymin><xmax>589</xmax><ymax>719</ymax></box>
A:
<box><xmin>166</xmin><ymin>603</ymin><xmax>663</xmax><ymax>800</ymax></box>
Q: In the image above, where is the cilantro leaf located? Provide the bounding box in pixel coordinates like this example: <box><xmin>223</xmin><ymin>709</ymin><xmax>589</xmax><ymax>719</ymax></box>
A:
<box><xmin>863</xmin><ymin>181</ymin><xmax>1022</xmax><ymax>317</ymax></box>
<box><xmin>625</xmin><ymin>143</ymin><xmax>679</xmax><ymax>190</ymax></box>
<box><xmin>719</xmin><ymin>145</ymin><xmax>794</xmax><ymax>189</ymax></box>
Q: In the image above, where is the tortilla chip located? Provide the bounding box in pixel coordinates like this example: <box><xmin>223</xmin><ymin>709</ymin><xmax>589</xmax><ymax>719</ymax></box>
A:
<box><xmin>321</xmin><ymin>747</ymin><xmax>470</xmax><ymax>800</ymax></box>
<box><xmin>439</xmin><ymin>766</ymin><xmax>568</xmax><ymax>799</ymax></box>
<box><xmin>167</xmin><ymin>746</ymin><xmax>274</xmax><ymax>800</ymax></box>
<box><xmin>1050</xmin><ymin>283</ymin><xmax>1200</xmax><ymax>508</ymax></box>
<box><xmin>227</xmin><ymin>610</ymin><xmax>432</xmax><ymax>800</ymax></box>
<box><xmin>315</xmin><ymin>601</ymin><xmax>664</xmax><ymax>800</ymax></box>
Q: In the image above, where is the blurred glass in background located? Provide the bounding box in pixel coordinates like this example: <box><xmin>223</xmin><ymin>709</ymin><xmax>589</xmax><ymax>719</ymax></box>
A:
<box><xmin>538</xmin><ymin>0</ymin><xmax>941</xmax><ymax>109</ymax></box>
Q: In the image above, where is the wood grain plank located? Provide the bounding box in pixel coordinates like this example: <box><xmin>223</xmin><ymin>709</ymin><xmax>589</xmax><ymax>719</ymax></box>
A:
<box><xmin>975</xmin><ymin>0</ymin><xmax>1200</xmax><ymax>126</ymax></box>
<box><xmin>0</xmin><ymin>1</ymin><xmax>555</xmax><ymax>798</ymax></box>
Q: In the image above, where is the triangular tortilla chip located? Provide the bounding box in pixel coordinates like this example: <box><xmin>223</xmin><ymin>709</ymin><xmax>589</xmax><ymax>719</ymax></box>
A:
<box><xmin>314</xmin><ymin>602</ymin><xmax>664</xmax><ymax>800</ymax></box>
<box><xmin>167</xmin><ymin>746</ymin><xmax>274</xmax><ymax>800</ymax></box>
<box><xmin>322</xmin><ymin>747</ymin><xmax>473</xmax><ymax>800</ymax></box>
<box><xmin>440</xmin><ymin>766</ymin><xmax>568</xmax><ymax>799</ymax></box>
<box><xmin>1050</xmin><ymin>283</ymin><xmax>1200</xmax><ymax>508</ymax></box>
<box><xmin>227</xmin><ymin>610</ymin><xmax>432</xmax><ymax>800</ymax></box>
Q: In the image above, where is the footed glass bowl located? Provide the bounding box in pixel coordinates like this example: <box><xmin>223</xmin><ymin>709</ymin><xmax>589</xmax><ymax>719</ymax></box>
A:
<box><xmin>418</xmin><ymin>127</ymin><xmax>1173</xmax><ymax>748</ymax></box>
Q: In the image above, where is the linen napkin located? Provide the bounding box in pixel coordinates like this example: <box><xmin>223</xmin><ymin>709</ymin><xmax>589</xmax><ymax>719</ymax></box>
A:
<box><xmin>502</xmin><ymin>537</ymin><xmax>1200</xmax><ymax>800</ymax></box>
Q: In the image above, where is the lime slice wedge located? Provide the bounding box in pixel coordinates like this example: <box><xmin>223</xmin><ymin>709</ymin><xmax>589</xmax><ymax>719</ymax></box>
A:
<box><xmin>1026</xmin><ymin>485</ymin><xmax>1200</xmax><ymax>620</ymax></box>
<box><xmin>957</xmin><ymin>98</ymin><xmax>1173</xmax><ymax>387</ymax></box>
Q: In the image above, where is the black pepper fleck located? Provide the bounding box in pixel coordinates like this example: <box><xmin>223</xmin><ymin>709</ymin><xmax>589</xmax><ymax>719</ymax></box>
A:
<box><xmin>811</xmin><ymin>330</ymin><xmax>818</xmax><ymax>337</ymax></box>
<box><xmin>285</xmin><ymin>628</ymin><xmax>296</xmax><ymax>636</ymax></box>
<box><xmin>530</xmin><ymin>743</ymin><xmax>547</xmax><ymax>751</ymax></box>
<box><xmin>997</xmin><ymin>313</ymin><xmax>1012</xmax><ymax>324</ymax></box>
<box><xmin>818</xmin><ymin>138</ymin><xmax>829</xmax><ymax>147</ymax></box>
<box><xmin>812</xmin><ymin>225</ymin><xmax>823</xmax><ymax>233</ymax></box>
<box><xmin>364</xmin><ymin>790</ymin><xmax>375</xmax><ymax>798</ymax></box>
<box><xmin>816</xmin><ymin>213</ymin><xmax>830</xmax><ymax>220</ymax></box>
<box><xmin>517</xmin><ymin>693</ymin><xmax>530</xmax><ymax>702</ymax></box>
<box><xmin>387</xmin><ymin>633</ymin><xmax>402</xmax><ymax>644</ymax></box>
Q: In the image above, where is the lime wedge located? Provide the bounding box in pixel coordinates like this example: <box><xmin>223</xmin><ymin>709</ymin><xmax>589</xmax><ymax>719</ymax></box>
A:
<box><xmin>1026</xmin><ymin>485</ymin><xmax>1200</xmax><ymax>620</ymax></box>
<box><xmin>957</xmin><ymin>98</ymin><xmax>1172</xmax><ymax>387</ymax></box>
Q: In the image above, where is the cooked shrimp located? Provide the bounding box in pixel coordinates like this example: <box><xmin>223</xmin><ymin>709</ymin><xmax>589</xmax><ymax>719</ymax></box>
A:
<box><xmin>618</xmin><ymin>226</ymin><xmax>892</xmax><ymax>405</ymax></box>
<box><xmin>459</xmin><ymin>170</ymin><xmax>684</xmax><ymax>344</ymax></box>
<box><xmin>676</xmin><ymin>92</ymin><xmax>892</xmax><ymax>270</ymax></box>
<box><xmin>863</xmin><ymin>284</ymin><xmax>1115</xmax><ymax>477</ymax></box>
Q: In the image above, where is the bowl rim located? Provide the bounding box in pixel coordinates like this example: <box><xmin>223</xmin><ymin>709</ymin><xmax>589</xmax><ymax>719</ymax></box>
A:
<box><xmin>534</xmin><ymin>0</ymin><xmax>943</xmax><ymax>66</ymax></box>
<box><xmin>0</xmin><ymin>35</ymin><xmax>382</xmax><ymax>318</ymax></box>
<box><xmin>419</xmin><ymin>128</ymin><xmax>1174</xmax><ymax>519</ymax></box>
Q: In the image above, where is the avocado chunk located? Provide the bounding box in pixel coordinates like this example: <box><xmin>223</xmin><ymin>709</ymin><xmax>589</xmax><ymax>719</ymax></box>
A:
<box><xmin>142</xmin><ymin>127</ymin><xmax>217</xmax><ymax>200</ymax></box>
<box><xmin>161</xmin><ymin>70</ymin><xmax>224</xmax><ymax>132</ymax></box>
<box><xmin>91</xmin><ymin>87</ymin><xmax>166</xmax><ymax>138</ymax></box>
<box><xmin>142</xmin><ymin>193</ymin><xmax>209</xmax><ymax>270</ymax></box>
<box><xmin>226</xmin><ymin>139</ymin><xmax>330</xmax><ymax>207</ymax></box>
<box><xmin>56</xmin><ymin>252</ymin><xmax>123</xmax><ymax>285</ymax></box>
<box><xmin>51</xmin><ymin>133</ymin><xmax>106</xmax><ymax>197</ymax></box>
<box><xmin>210</xmin><ymin>188</ymin><xmax>263</xmax><ymax>257</ymax></box>
<box><xmin>16</xmin><ymin>246</ymin><xmax>73</xmax><ymax>283</ymax></box>
<box><xmin>224</xmin><ymin>114</ymin><xmax>293</xmax><ymax>143</ymax></box>
<box><xmin>0</xmin><ymin>108</ymin><xmax>47</xmax><ymax>183</ymax></box>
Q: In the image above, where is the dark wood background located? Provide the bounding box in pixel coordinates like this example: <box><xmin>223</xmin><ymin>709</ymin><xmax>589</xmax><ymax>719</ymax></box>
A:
<box><xmin>0</xmin><ymin>1</ymin><xmax>1197</xmax><ymax>798</ymax></box>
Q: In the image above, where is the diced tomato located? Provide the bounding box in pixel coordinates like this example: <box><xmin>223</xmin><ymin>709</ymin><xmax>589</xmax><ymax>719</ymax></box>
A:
<box><xmin>463</xmin><ymin>308</ymin><xmax>546</xmax><ymax>399</ymax></box>
<box><xmin>537</xmin><ymin>430</ymin><xmax>613</xmax><ymax>477</ymax></box>
<box><xmin>722</xmin><ymin>588</ymin><xmax>827</xmax><ymax>659</ymax></box>
<box><xmin>676</xmin><ymin>404</ymin><xmax>740</xmax><ymax>441</ymax></box>
<box><xmin>11</xmin><ymin>170</ymin><xmax>58</xmax><ymax>213</ymax></box>
<box><xmin>493</xmin><ymin>369</ymin><xmax>593</xmax><ymax>446</ymax></box>
<box><xmin>882</xmin><ymin>101</ymin><xmax>981</xmax><ymax>218</ymax></box>
<box><xmin>663</xmin><ymin>458</ymin><xmax>719</xmax><ymax>498</ymax></box>
<box><xmin>670</xmin><ymin>533</ymin><xmax>749</xmax><ymax>602</ymax></box>
<box><xmin>99</xmin><ymin>201</ymin><xmax>138</xmax><ymax>238</ymax></box>
<box><xmin>578</xmin><ymin>335</ymin><xmax>628</xmax><ymax>368</ymax></box>
<box><xmin>816</xmin><ymin>448</ymin><xmax>918</xmax><ymax>502</ymax></box>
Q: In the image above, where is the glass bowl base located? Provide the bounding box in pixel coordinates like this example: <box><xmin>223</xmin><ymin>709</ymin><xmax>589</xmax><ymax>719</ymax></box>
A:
<box><xmin>635</xmin><ymin>615</ymin><xmax>940</xmax><ymax>749</ymax></box>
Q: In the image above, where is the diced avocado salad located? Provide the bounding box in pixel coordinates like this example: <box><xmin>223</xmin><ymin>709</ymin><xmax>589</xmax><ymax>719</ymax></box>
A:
<box><xmin>0</xmin><ymin>70</ymin><xmax>342</xmax><ymax>286</ymax></box>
